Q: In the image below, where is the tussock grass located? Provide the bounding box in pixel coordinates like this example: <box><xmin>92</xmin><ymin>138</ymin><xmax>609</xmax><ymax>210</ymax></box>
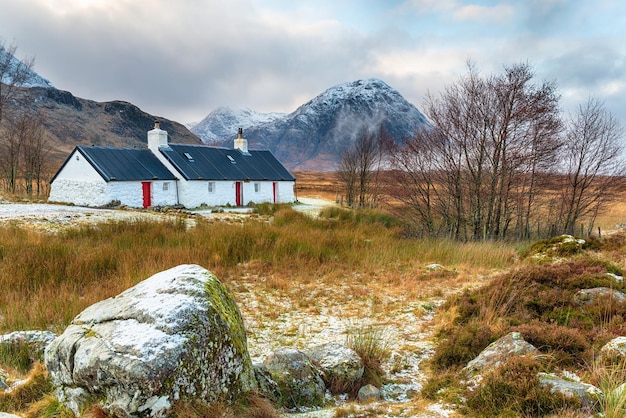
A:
<box><xmin>346</xmin><ymin>324</ymin><xmax>391</xmax><ymax>395</ymax></box>
<box><xmin>0</xmin><ymin>209</ymin><xmax>519</xmax><ymax>333</ymax></box>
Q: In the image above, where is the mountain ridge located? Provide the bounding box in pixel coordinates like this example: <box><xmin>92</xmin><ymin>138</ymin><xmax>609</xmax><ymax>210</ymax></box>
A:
<box><xmin>191</xmin><ymin>79</ymin><xmax>429</xmax><ymax>170</ymax></box>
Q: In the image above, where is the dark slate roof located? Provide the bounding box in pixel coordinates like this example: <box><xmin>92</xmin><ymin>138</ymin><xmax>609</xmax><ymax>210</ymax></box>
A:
<box><xmin>52</xmin><ymin>146</ymin><xmax>177</xmax><ymax>182</ymax></box>
<box><xmin>159</xmin><ymin>144</ymin><xmax>296</xmax><ymax>181</ymax></box>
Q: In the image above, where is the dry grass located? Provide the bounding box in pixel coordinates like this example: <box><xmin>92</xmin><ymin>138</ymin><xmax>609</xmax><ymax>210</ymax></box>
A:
<box><xmin>4</xmin><ymin>173</ymin><xmax>626</xmax><ymax>416</ymax></box>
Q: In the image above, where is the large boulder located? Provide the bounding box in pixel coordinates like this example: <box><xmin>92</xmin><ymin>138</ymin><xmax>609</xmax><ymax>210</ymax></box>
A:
<box><xmin>263</xmin><ymin>348</ymin><xmax>326</xmax><ymax>409</ymax></box>
<box><xmin>463</xmin><ymin>332</ymin><xmax>538</xmax><ymax>379</ymax></box>
<box><xmin>307</xmin><ymin>342</ymin><xmax>364</xmax><ymax>394</ymax></box>
<box><xmin>44</xmin><ymin>264</ymin><xmax>256</xmax><ymax>417</ymax></box>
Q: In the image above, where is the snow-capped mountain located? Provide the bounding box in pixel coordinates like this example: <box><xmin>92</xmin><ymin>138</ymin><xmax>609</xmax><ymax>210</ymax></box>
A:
<box><xmin>195</xmin><ymin>79</ymin><xmax>429</xmax><ymax>170</ymax></box>
<box><xmin>0</xmin><ymin>44</ymin><xmax>54</xmax><ymax>88</ymax></box>
<box><xmin>191</xmin><ymin>107</ymin><xmax>286</xmax><ymax>143</ymax></box>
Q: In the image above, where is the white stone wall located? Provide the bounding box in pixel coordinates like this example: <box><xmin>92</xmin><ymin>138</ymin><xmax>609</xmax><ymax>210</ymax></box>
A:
<box><xmin>177</xmin><ymin>180</ymin><xmax>295</xmax><ymax>207</ymax></box>
<box><xmin>107</xmin><ymin>181</ymin><xmax>178</xmax><ymax>208</ymax></box>
<box><xmin>274</xmin><ymin>181</ymin><xmax>296</xmax><ymax>203</ymax></box>
<box><xmin>48</xmin><ymin>178</ymin><xmax>109</xmax><ymax>206</ymax></box>
<box><xmin>50</xmin><ymin>179</ymin><xmax>179</xmax><ymax>208</ymax></box>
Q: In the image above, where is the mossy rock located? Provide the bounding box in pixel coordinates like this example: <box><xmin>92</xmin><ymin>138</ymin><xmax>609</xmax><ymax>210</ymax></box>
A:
<box><xmin>45</xmin><ymin>264</ymin><xmax>256</xmax><ymax>417</ymax></box>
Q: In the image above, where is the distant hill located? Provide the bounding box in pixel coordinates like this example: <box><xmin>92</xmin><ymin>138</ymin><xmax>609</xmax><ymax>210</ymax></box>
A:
<box><xmin>4</xmin><ymin>86</ymin><xmax>202</xmax><ymax>171</ymax></box>
<box><xmin>192</xmin><ymin>79</ymin><xmax>429</xmax><ymax>170</ymax></box>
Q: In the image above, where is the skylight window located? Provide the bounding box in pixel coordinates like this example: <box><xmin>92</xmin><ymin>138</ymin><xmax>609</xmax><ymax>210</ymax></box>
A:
<box><xmin>227</xmin><ymin>155</ymin><xmax>236</xmax><ymax>163</ymax></box>
<box><xmin>183</xmin><ymin>152</ymin><xmax>194</xmax><ymax>162</ymax></box>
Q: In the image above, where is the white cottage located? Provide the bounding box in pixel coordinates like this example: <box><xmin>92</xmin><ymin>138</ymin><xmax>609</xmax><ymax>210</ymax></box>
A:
<box><xmin>49</xmin><ymin>124</ymin><xmax>296</xmax><ymax>208</ymax></box>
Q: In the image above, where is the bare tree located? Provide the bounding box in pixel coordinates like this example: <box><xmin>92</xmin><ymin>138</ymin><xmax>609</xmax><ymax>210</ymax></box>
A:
<box><xmin>0</xmin><ymin>39</ymin><xmax>35</xmax><ymax>124</ymax></box>
<box><xmin>0</xmin><ymin>118</ymin><xmax>23</xmax><ymax>193</ymax></box>
<box><xmin>20</xmin><ymin>113</ymin><xmax>49</xmax><ymax>196</ymax></box>
<box><xmin>390</xmin><ymin>62</ymin><xmax>562</xmax><ymax>240</ymax></box>
<box><xmin>338</xmin><ymin>127</ymin><xmax>381</xmax><ymax>208</ymax></box>
<box><xmin>557</xmin><ymin>97</ymin><xmax>624</xmax><ymax>235</ymax></box>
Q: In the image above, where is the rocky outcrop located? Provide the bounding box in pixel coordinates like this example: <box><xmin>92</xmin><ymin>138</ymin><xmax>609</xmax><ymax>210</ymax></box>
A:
<box><xmin>463</xmin><ymin>332</ymin><xmax>538</xmax><ymax>379</ymax></box>
<box><xmin>263</xmin><ymin>348</ymin><xmax>326</xmax><ymax>409</ymax></box>
<box><xmin>307</xmin><ymin>342</ymin><xmax>364</xmax><ymax>394</ymax></box>
<box><xmin>538</xmin><ymin>372</ymin><xmax>602</xmax><ymax>410</ymax></box>
<box><xmin>44</xmin><ymin>264</ymin><xmax>256</xmax><ymax>417</ymax></box>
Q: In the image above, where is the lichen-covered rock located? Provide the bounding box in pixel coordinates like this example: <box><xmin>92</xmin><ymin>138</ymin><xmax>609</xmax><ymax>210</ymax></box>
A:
<box><xmin>263</xmin><ymin>348</ymin><xmax>326</xmax><ymax>409</ymax></box>
<box><xmin>253</xmin><ymin>362</ymin><xmax>282</xmax><ymax>403</ymax></box>
<box><xmin>574</xmin><ymin>287</ymin><xmax>626</xmax><ymax>305</ymax></box>
<box><xmin>463</xmin><ymin>332</ymin><xmax>538</xmax><ymax>379</ymax></box>
<box><xmin>357</xmin><ymin>384</ymin><xmax>380</xmax><ymax>402</ymax></box>
<box><xmin>599</xmin><ymin>336</ymin><xmax>626</xmax><ymax>363</ymax></box>
<box><xmin>0</xmin><ymin>330</ymin><xmax>57</xmax><ymax>362</ymax></box>
<box><xmin>44</xmin><ymin>264</ymin><xmax>256</xmax><ymax>417</ymax></box>
<box><xmin>537</xmin><ymin>372</ymin><xmax>602</xmax><ymax>410</ymax></box>
<box><xmin>307</xmin><ymin>342</ymin><xmax>364</xmax><ymax>394</ymax></box>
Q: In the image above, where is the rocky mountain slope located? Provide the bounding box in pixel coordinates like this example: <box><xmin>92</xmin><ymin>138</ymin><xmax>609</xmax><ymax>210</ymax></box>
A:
<box><xmin>192</xmin><ymin>79</ymin><xmax>430</xmax><ymax>171</ymax></box>
<box><xmin>190</xmin><ymin>107</ymin><xmax>286</xmax><ymax>144</ymax></box>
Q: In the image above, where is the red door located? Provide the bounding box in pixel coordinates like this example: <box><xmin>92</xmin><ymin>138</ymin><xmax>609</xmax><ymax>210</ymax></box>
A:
<box><xmin>273</xmin><ymin>182</ymin><xmax>277</xmax><ymax>203</ymax></box>
<box><xmin>142</xmin><ymin>182</ymin><xmax>151</xmax><ymax>208</ymax></box>
<box><xmin>235</xmin><ymin>182</ymin><xmax>243</xmax><ymax>206</ymax></box>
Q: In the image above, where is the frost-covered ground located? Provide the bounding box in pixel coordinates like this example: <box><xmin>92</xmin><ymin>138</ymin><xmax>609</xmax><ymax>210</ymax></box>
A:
<box><xmin>0</xmin><ymin>199</ymin><xmax>461</xmax><ymax>417</ymax></box>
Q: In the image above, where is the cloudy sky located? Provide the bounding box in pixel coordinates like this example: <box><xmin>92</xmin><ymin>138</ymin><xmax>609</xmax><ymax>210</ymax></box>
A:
<box><xmin>1</xmin><ymin>0</ymin><xmax>625</xmax><ymax>125</ymax></box>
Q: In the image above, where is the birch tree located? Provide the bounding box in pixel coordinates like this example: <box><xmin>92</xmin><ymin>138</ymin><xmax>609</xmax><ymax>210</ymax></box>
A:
<box><xmin>557</xmin><ymin>98</ymin><xmax>624</xmax><ymax>235</ymax></box>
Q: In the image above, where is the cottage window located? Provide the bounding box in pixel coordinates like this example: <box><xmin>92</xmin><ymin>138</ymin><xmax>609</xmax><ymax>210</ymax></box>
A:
<box><xmin>163</xmin><ymin>182</ymin><xmax>169</xmax><ymax>191</ymax></box>
<box><xmin>254</xmin><ymin>182</ymin><xmax>260</xmax><ymax>193</ymax></box>
<box><xmin>208</xmin><ymin>182</ymin><xmax>215</xmax><ymax>193</ymax></box>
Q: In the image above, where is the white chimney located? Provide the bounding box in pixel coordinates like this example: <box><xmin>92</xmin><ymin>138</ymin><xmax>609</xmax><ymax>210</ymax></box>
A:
<box><xmin>234</xmin><ymin>127</ymin><xmax>249</xmax><ymax>154</ymax></box>
<box><xmin>148</xmin><ymin>120</ymin><xmax>168</xmax><ymax>151</ymax></box>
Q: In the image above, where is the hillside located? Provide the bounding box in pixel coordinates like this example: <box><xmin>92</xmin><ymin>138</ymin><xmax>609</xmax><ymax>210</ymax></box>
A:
<box><xmin>4</xmin><ymin>86</ymin><xmax>202</xmax><ymax>169</ymax></box>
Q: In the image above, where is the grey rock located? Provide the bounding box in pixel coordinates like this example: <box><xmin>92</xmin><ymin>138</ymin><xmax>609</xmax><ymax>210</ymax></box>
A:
<box><xmin>44</xmin><ymin>264</ymin><xmax>256</xmax><ymax>418</ymax></box>
<box><xmin>574</xmin><ymin>287</ymin><xmax>626</xmax><ymax>305</ymax></box>
<box><xmin>307</xmin><ymin>342</ymin><xmax>364</xmax><ymax>394</ymax></box>
<box><xmin>357</xmin><ymin>384</ymin><xmax>380</xmax><ymax>402</ymax></box>
<box><xmin>263</xmin><ymin>348</ymin><xmax>326</xmax><ymax>409</ymax></box>
<box><xmin>538</xmin><ymin>372</ymin><xmax>602</xmax><ymax>410</ymax></box>
<box><xmin>463</xmin><ymin>332</ymin><xmax>538</xmax><ymax>379</ymax></box>
<box><xmin>0</xmin><ymin>330</ymin><xmax>57</xmax><ymax>363</ymax></box>
<box><xmin>253</xmin><ymin>362</ymin><xmax>282</xmax><ymax>403</ymax></box>
<box><xmin>599</xmin><ymin>336</ymin><xmax>626</xmax><ymax>362</ymax></box>
<box><xmin>0</xmin><ymin>413</ymin><xmax>22</xmax><ymax>418</ymax></box>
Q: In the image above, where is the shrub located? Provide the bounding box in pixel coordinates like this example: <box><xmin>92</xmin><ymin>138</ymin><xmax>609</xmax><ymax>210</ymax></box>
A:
<box><xmin>514</xmin><ymin>321</ymin><xmax>591</xmax><ymax>366</ymax></box>
<box><xmin>464</xmin><ymin>356</ymin><xmax>581</xmax><ymax>417</ymax></box>
<box><xmin>430</xmin><ymin>320</ymin><xmax>495</xmax><ymax>371</ymax></box>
